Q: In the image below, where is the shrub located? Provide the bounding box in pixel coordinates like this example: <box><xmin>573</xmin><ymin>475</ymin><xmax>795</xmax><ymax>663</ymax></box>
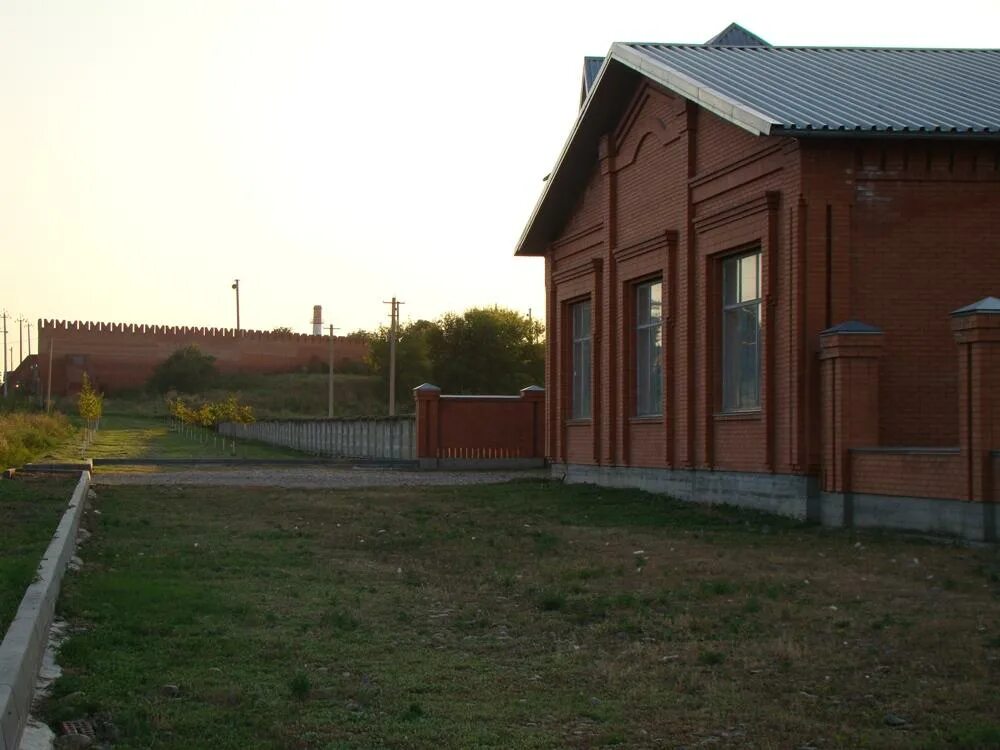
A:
<box><xmin>149</xmin><ymin>346</ymin><xmax>217</xmax><ymax>393</ymax></box>
<box><xmin>166</xmin><ymin>395</ymin><xmax>254</xmax><ymax>428</ymax></box>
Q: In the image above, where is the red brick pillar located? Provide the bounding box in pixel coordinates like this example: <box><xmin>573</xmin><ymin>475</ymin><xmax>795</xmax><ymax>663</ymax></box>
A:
<box><xmin>520</xmin><ymin>385</ymin><xmax>546</xmax><ymax>459</ymax></box>
<box><xmin>951</xmin><ymin>297</ymin><xmax>1000</xmax><ymax>503</ymax></box>
<box><xmin>819</xmin><ymin>322</ymin><xmax>885</xmax><ymax>493</ymax></box>
<box><xmin>413</xmin><ymin>383</ymin><xmax>441</xmax><ymax>469</ymax></box>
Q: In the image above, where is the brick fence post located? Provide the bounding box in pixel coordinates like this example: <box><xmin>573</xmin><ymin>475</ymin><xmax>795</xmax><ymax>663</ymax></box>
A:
<box><xmin>819</xmin><ymin>321</ymin><xmax>885</xmax><ymax>493</ymax></box>
<box><xmin>413</xmin><ymin>383</ymin><xmax>441</xmax><ymax>469</ymax></box>
<box><xmin>520</xmin><ymin>385</ymin><xmax>546</xmax><ymax>459</ymax></box>
<box><xmin>951</xmin><ymin>297</ymin><xmax>1000</xmax><ymax>505</ymax></box>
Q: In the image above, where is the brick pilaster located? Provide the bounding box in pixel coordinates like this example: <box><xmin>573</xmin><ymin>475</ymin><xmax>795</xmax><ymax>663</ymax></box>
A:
<box><xmin>819</xmin><ymin>322</ymin><xmax>885</xmax><ymax>493</ymax></box>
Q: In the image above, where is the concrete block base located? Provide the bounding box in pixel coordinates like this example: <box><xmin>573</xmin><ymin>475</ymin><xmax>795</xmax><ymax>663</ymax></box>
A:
<box><xmin>555</xmin><ymin>463</ymin><xmax>813</xmax><ymax>519</ymax></box>
<box><xmin>555</xmin><ymin>463</ymin><xmax>998</xmax><ymax>542</ymax></box>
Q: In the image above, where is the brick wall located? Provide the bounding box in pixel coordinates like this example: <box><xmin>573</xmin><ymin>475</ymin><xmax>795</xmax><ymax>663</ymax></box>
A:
<box><xmin>37</xmin><ymin>319</ymin><xmax>369</xmax><ymax>395</ymax></box>
<box><xmin>850</xmin><ymin>450</ymin><xmax>964</xmax><ymax>500</ymax></box>
<box><xmin>546</xmin><ymin>83</ymin><xmax>802</xmax><ymax>476</ymax></box>
<box><xmin>541</xmin><ymin>76</ymin><xmax>1000</xmax><ymax>503</ymax></box>
<box><xmin>802</xmin><ymin>140</ymin><xmax>1000</xmax><ymax>446</ymax></box>
<box><xmin>536</xmin><ymin>70</ymin><xmax>1000</xmax><ymax>530</ymax></box>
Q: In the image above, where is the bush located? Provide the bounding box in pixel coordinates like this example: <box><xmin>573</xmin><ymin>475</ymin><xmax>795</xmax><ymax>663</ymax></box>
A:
<box><xmin>149</xmin><ymin>346</ymin><xmax>217</xmax><ymax>394</ymax></box>
<box><xmin>167</xmin><ymin>395</ymin><xmax>255</xmax><ymax>428</ymax></box>
<box><xmin>0</xmin><ymin>412</ymin><xmax>74</xmax><ymax>468</ymax></box>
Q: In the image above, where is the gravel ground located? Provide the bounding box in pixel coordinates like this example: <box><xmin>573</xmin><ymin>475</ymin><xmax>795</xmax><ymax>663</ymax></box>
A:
<box><xmin>94</xmin><ymin>466</ymin><xmax>550</xmax><ymax>488</ymax></box>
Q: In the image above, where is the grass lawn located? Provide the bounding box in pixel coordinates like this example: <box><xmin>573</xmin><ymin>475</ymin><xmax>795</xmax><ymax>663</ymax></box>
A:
<box><xmin>47</xmin><ymin>481</ymin><xmax>1000</xmax><ymax>749</ymax></box>
<box><xmin>0</xmin><ymin>477</ymin><xmax>75</xmax><ymax>633</ymax></box>
<box><xmin>43</xmin><ymin>415</ymin><xmax>311</xmax><ymax>463</ymax></box>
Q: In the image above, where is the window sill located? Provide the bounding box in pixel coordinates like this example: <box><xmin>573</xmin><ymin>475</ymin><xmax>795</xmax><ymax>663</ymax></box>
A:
<box><xmin>629</xmin><ymin>416</ymin><xmax>663</xmax><ymax>424</ymax></box>
<box><xmin>714</xmin><ymin>410</ymin><xmax>762</xmax><ymax>422</ymax></box>
<box><xmin>565</xmin><ymin>418</ymin><xmax>592</xmax><ymax>426</ymax></box>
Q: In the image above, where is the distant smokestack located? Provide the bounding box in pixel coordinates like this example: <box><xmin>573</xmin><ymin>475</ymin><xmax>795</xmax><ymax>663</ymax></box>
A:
<box><xmin>312</xmin><ymin>305</ymin><xmax>323</xmax><ymax>336</ymax></box>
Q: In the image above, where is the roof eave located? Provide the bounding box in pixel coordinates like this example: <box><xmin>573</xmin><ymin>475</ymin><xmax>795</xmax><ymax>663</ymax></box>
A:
<box><xmin>515</xmin><ymin>54</ymin><xmax>624</xmax><ymax>257</ymax></box>
<box><xmin>514</xmin><ymin>46</ymin><xmax>781</xmax><ymax>257</ymax></box>
<box><xmin>775</xmin><ymin>126</ymin><xmax>1000</xmax><ymax>139</ymax></box>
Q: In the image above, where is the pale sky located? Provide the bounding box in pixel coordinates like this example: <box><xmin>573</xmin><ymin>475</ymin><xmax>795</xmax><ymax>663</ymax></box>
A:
<box><xmin>2</xmin><ymin>0</ymin><xmax>999</xmax><ymax>359</ymax></box>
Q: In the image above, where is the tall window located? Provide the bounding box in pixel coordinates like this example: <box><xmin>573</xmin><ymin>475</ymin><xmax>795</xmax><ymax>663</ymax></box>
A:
<box><xmin>722</xmin><ymin>250</ymin><xmax>761</xmax><ymax>411</ymax></box>
<box><xmin>571</xmin><ymin>300</ymin><xmax>591</xmax><ymax>419</ymax></box>
<box><xmin>635</xmin><ymin>280</ymin><xmax>663</xmax><ymax>416</ymax></box>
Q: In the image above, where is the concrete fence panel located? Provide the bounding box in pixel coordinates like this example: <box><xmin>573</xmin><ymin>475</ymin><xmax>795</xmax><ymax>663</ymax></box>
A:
<box><xmin>218</xmin><ymin>418</ymin><xmax>415</xmax><ymax>461</ymax></box>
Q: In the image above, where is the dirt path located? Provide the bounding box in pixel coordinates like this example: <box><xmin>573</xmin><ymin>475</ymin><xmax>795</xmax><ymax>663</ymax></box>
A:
<box><xmin>94</xmin><ymin>466</ymin><xmax>549</xmax><ymax>488</ymax></box>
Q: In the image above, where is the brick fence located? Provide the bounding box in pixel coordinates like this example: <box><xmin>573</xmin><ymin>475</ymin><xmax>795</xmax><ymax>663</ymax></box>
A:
<box><xmin>413</xmin><ymin>384</ymin><xmax>545</xmax><ymax>469</ymax></box>
<box><xmin>820</xmin><ymin>297</ymin><xmax>1000</xmax><ymax>537</ymax></box>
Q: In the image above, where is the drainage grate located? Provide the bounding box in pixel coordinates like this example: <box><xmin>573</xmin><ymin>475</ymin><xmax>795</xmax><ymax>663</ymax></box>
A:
<box><xmin>60</xmin><ymin>719</ymin><xmax>96</xmax><ymax>737</ymax></box>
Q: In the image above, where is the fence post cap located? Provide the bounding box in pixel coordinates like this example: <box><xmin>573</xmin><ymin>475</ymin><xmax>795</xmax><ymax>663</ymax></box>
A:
<box><xmin>413</xmin><ymin>383</ymin><xmax>441</xmax><ymax>393</ymax></box>
<box><xmin>820</xmin><ymin>320</ymin><xmax>882</xmax><ymax>336</ymax></box>
<box><xmin>520</xmin><ymin>385</ymin><xmax>545</xmax><ymax>398</ymax></box>
<box><xmin>951</xmin><ymin>296</ymin><xmax>1000</xmax><ymax>317</ymax></box>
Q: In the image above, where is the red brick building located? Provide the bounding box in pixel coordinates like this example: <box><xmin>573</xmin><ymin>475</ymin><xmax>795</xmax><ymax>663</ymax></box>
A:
<box><xmin>516</xmin><ymin>25</ymin><xmax>1000</xmax><ymax>540</ymax></box>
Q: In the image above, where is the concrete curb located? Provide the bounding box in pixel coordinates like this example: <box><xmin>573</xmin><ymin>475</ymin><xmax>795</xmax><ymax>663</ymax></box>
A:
<box><xmin>19</xmin><ymin>460</ymin><xmax>92</xmax><ymax>474</ymax></box>
<box><xmin>92</xmin><ymin>457</ymin><xmax>419</xmax><ymax>468</ymax></box>
<box><xmin>0</xmin><ymin>471</ymin><xmax>90</xmax><ymax>750</ymax></box>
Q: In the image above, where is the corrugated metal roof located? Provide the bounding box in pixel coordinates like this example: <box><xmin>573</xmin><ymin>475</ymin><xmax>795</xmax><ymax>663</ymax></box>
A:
<box><xmin>616</xmin><ymin>44</ymin><xmax>1000</xmax><ymax>134</ymax></box>
<box><xmin>704</xmin><ymin>22</ymin><xmax>770</xmax><ymax>47</ymax></box>
<box><xmin>515</xmin><ymin>31</ymin><xmax>1000</xmax><ymax>256</ymax></box>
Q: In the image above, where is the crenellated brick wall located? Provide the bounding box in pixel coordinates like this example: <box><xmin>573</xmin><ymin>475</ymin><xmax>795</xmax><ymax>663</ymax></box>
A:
<box><xmin>37</xmin><ymin>319</ymin><xmax>369</xmax><ymax>395</ymax></box>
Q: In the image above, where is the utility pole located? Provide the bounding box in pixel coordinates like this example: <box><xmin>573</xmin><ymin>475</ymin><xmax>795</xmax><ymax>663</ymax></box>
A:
<box><xmin>232</xmin><ymin>279</ymin><xmax>241</xmax><ymax>334</ymax></box>
<box><xmin>382</xmin><ymin>297</ymin><xmax>404</xmax><ymax>416</ymax></box>
<box><xmin>16</xmin><ymin>315</ymin><xmax>26</xmax><ymax>365</ymax></box>
<box><xmin>327</xmin><ymin>323</ymin><xmax>339</xmax><ymax>418</ymax></box>
<box><xmin>46</xmin><ymin>338</ymin><xmax>53</xmax><ymax>412</ymax></box>
<box><xmin>1</xmin><ymin>310</ymin><xmax>8</xmax><ymax>397</ymax></box>
<box><xmin>26</xmin><ymin>321</ymin><xmax>32</xmax><ymax>356</ymax></box>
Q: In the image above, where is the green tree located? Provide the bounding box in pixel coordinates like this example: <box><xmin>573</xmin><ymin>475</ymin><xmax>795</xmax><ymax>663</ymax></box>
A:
<box><xmin>364</xmin><ymin>307</ymin><xmax>544</xmax><ymax>407</ymax></box>
<box><xmin>272</xmin><ymin>326</ymin><xmax>294</xmax><ymax>335</ymax></box>
<box><xmin>77</xmin><ymin>372</ymin><xmax>103</xmax><ymax>429</ymax></box>
<box><xmin>366</xmin><ymin>319</ymin><xmax>438</xmax><ymax>409</ymax></box>
<box><xmin>431</xmin><ymin>307</ymin><xmax>543</xmax><ymax>394</ymax></box>
<box><xmin>149</xmin><ymin>345</ymin><xmax>218</xmax><ymax>393</ymax></box>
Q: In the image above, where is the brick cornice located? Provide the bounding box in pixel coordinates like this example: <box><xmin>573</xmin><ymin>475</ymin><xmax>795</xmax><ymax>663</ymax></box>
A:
<box><xmin>693</xmin><ymin>194</ymin><xmax>771</xmax><ymax>234</ymax></box>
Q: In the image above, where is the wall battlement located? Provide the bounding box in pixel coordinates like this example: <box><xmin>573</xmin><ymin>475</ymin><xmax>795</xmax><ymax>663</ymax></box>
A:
<box><xmin>39</xmin><ymin>319</ymin><xmax>363</xmax><ymax>344</ymax></box>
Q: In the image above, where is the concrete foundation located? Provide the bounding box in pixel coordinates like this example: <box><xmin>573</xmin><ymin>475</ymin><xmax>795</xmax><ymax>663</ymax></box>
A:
<box><xmin>421</xmin><ymin>457</ymin><xmax>546</xmax><ymax>471</ymax></box>
<box><xmin>0</xmin><ymin>472</ymin><xmax>90</xmax><ymax>750</ymax></box>
<box><xmin>555</xmin><ymin>463</ymin><xmax>998</xmax><ymax>542</ymax></box>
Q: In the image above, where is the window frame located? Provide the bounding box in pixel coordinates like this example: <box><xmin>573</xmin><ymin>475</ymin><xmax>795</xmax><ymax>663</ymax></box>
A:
<box><xmin>634</xmin><ymin>278</ymin><xmax>663</xmax><ymax>418</ymax></box>
<box><xmin>569</xmin><ymin>298</ymin><xmax>592</xmax><ymax>420</ymax></box>
<box><xmin>720</xmin><ymin>249</ymin><xmax>762</xmax><ymax>413</ymax></box>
